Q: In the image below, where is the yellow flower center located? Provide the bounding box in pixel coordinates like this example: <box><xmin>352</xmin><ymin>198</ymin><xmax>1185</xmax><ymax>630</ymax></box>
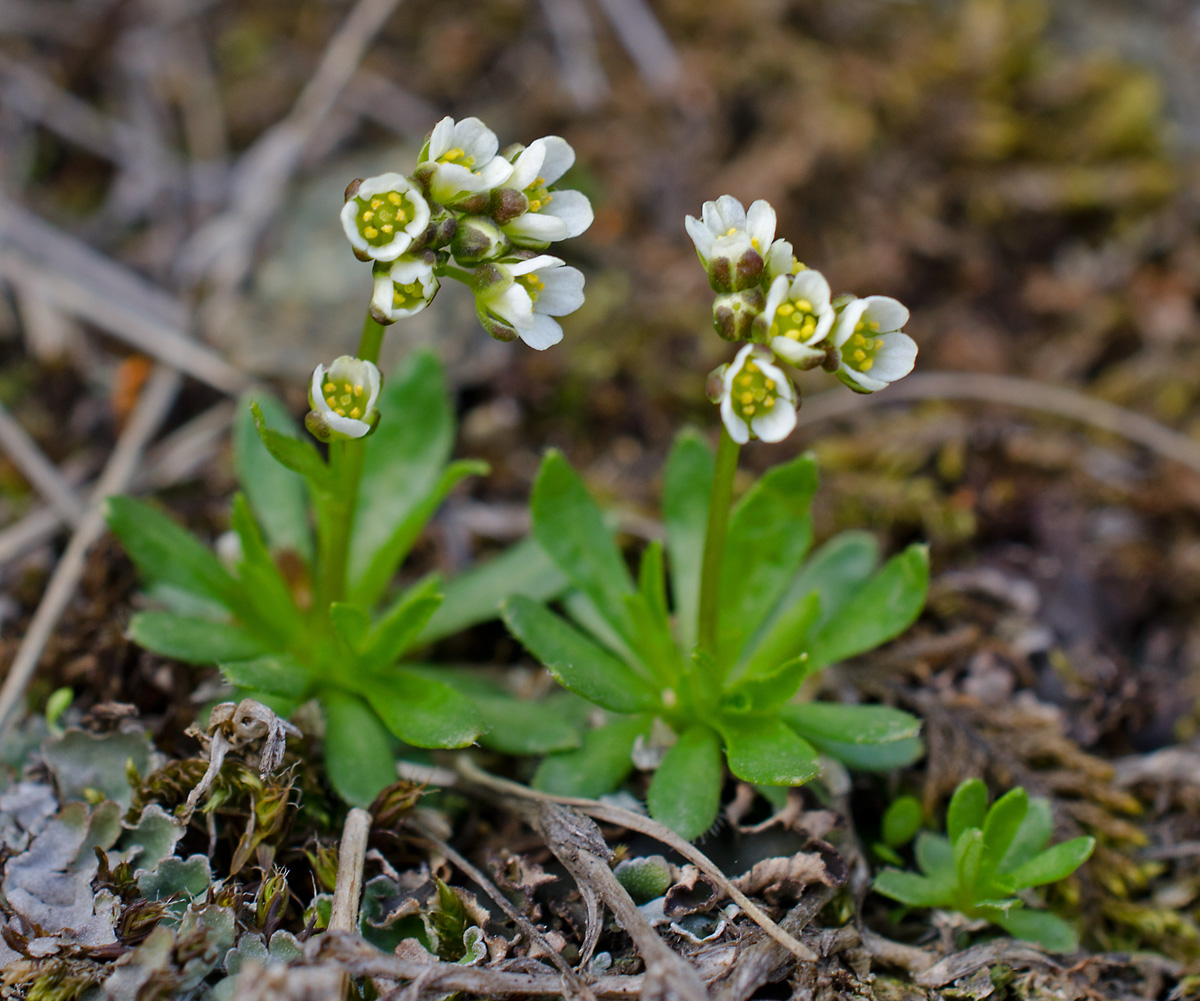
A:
<box><xmin>323</xmin><ymin>378</ymin><xmax>372</xmax><ymax>421</ymax></box>
<box><xmin>769</xmin><ymin>297</ymin><xmax>821</xmax><ymax>343</ymax></box>
<box><xmin>525</xmin><ymin>176</ymin><xmax>554</xmax><ymax>214</ymax></box>
<box><xmin>845</xmin><ymin>318</ymin><xmax>883</xmax><ymax>373</ymax></box>
<box><xmin>391</xmin><ymin>279</ymin><xmax>426</xmax><ymax>309</ymax></box>
<box><xmin>439</xmin><ymin>146</ymin><xmax>477</xmax><ymax>168</ymax></box>
<box><xmin>730</xmin><ymin>358</ymin><xmax>780</xmax><ymax>420</ymax></box>
<box><xmin>517</xmin><ymin>273</ymin><xmax>546</xmax><ymax>302</ymax></box>
<box><xmin>355</xmin><ymin>189</ymin><xmax>416</xmax><ymax>246</ymax></box>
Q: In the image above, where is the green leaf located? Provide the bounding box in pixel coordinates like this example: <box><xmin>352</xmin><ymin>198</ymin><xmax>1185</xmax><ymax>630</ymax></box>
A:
<box><xmin>779</xmin><ymin>702</ymin><xmax>922</xmax><ymax>745</ymax></box>
<box><xmin>106</xmin><ymin>496</ymin><xmax>242</xmax><ymax>611</ymax></box>
<box><xmin>812</xmin><ymin>736</ymin><xmax>924</xmax><ymax>771</ymax></box>
<box><xmin>250</xmin><ymin>402</ymin><xmax>332</xmax><ymax>493</ymax></box>
<box><xmin>992</xmin><ymin>909</ymin><xmax>1078</xmax><ymax>952</ymax></box>
<box><xmin>531</xmin><ymin>451</ymin><xmax>636</xmax><ymax>646</ymax></box>
<box><xmin>230</xmin><ymin>494</ymin><xmax>306</xmax><ymax>646</ymax></box>
<box><xmin>418</xmin><ymin>537</ymin><xmax>569</xmax><ymax>644</ymax></box>
<box><xmin>998</xmin><ymin>797</ymin><xmax>1054</xmax><ymax>873</ymax></box>
<box><xmin>772</xmin><ymin>531</ymin><xmax>880</xmax><ymax>638</ymax></box>
<box><xmin>882</xmin><ymin>796</ymin><xmax>923</xmax><ymax>847</ymax></box>
<box><xmin>954</xmin><ymin>827</ymin><xmax>984</xmax><ymax>895</ymax></box>
<box><xmin>717</xmin><ymin>456</ymin><xmax>817</xmax><ymax>665</ymax></box>
<box><xmin>721</xmin><ymin>654</ymin><xmax>814</xmax><ymax>713</ymax></box>
<box><xmin>323</xmin><ymin>693</ymin><xmax>398</xmax><ymax>807</ymax></box>
<box><xmin>533</xmin><ymin>715</ymin><xmax>649</xmax><ymax>798</ymax></box>
<box><xmin>127</xmin><ymin>611</ymin><xmax>266</xmax><ymax>664</ymax></box>
<box><xmin>979</xmin><ymin>788</ymin><xmax>1029</xmax><ymax>881</ymax></box>
<box><xmin>219</xmin><ymin>653</ymin><xmax>311</xmax><ymax>701</ymax></box>
<box><xmin>718</xmin><ymin>715</ymin><xmax>820</xmax><ymax>786</ymax></box>
<box><xmin>947</xmin><ymin>778</ymin><xmax>989</xmax><ymax>843</ymax></box>
<box><xmin>662</xmin><ymin>430</ymin><xmax>713</xmax><ymax>651</ymax></box>
<box><xmin>737</xmin><ymin>590</ymin><xmax>821</xmax><ymax>682</ymax></box>
<box><xmin>351</xmin><ymin>459</ymin><xmax>488</xmax><ymax>609</ymax></box>
<box><xmin>361</xmin><ymin>576</ymin><xmax>443</xmax><ymax>670</ymax></box>
<box><xmin>874</xmin><ymin>870</ymin><xmax>951</xmax><ymax>909</ymax></box>
<box><xmin>234</xmin><ymin>393</ymin><xmax>312</xmax><ymax>562</ymax></box>
<box><xmin>646</xmin><ymin>725</ymin><xmax>723</xmax><ymax>840</ymax></box>
<box><xmin>1007</xmin><ymin>837</ymin><xmax>1095</xmax><ymax>888</ymax></box>
<box><xmin>805</xmin><ymin>543</ymin><xmax>929</xmax><ymax>671</ymax></box>
<box><xmin>915</xmin><ymin>832</ymin><xmax>956</xmax><ymax>880</ymax></box>
<box><xmin>330</xmin><ymin>602</ymin><xmax>370</xmax><ymax>653</ymax></box>
<box><xmin>363</xmin><ymin>670</ymin><xmax>484</xmax><ymax>749</ymax></box>
<box><xmin>502</xmin><ymin>595</ymin><xmax>657</xmax><ymax>714</ymax></box>
<box><xmin>638</xmin><ymin>540</ymin><xmax>669</xmax><ymax>629</ymax></box>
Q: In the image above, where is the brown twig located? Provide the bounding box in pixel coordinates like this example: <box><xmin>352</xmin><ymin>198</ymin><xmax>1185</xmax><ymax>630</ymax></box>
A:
<box><xmin>0</xmin><ymin>366</ymin><xmax>182</xmax><ymax>729</ymax></box>
<box><xmin>0</xmin><ymin>397</ymin><xmax>85</xmax><ymax>527</ymax></box>
<box><xmin>330</xmin><ymin>808</ymin><xmax>373</xmax><ymax>933</ymax></box>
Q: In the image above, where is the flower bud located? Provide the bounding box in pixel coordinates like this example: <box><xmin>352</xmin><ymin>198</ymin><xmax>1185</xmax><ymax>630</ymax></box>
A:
<box><xmin>685</xmin><ymin>196</ymin><xmax>776</xmax><ymax>293</ymax></box>
<box><xmin>452</xmin><ymin>215</ymin><xmax>512</xmax><ymax>265</ymax></box>
<box><xmin>256</xmin><ymin>868</ymin><xmax>291</xmax><ymax>929</ymax></box>
<box><xmin>490</xmin><ymin>185</ymin><xmax>529</xmax><ymax>226</ymax></box>
<box><xmin>712</xmin><ymin>287</ymin><xmax>764</xmax><ymax>341</ymax></box>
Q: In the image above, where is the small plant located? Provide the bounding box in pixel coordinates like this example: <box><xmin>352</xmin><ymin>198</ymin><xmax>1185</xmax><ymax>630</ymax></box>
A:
<box><xmin>501</xmin><ymin>196</ymin><xmax>928</xmax><ymax>838</ymax></box>
<box><xmin>873</xmin><ymin>778</ymin><xmax>1096</xmax><ymax>952</ymax></box>
<box><xmin>108</xmin><ymin>117</ymin><xmax>592</xmax><ymax>807</ymax></box>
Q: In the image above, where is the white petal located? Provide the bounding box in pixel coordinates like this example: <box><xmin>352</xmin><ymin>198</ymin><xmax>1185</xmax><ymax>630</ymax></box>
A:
<box><xmin>509</xmin><ymin>144</ymin><xmax>546</xmax><ymax>191</ymax></box>
<box><xmin>340</xmin><ymin>200</ymin><xmax>369</xmax><ymax>253</ymax></box>
<box><xmin>841</xmin><ymin>365</ymin><xmax>888</xmax><ymax>393</ymax></box>
<box><xmin>324</xmin><ymin>412</ymin><xmax>372</xmax><ymax>439</ymax></box>
<box><xmin>506</xmin><ymin>212</ymin><xmax>569</xmax><ymax>245</ymax></box>
<box><xmin>428</xmin><ymin>116</ymin><xmax>455</xmax><ymax>160</ymax></box>
<box><xmin>363</xmin><ymin>360</ymin><xmax>382</xmax><ymax>410</ymax></box>
<box><xmin>431</xmin><ymin>163</ymin><xmax>489</xmax><ymax>201</ymax></box>
<box><xmin>489</xmin><ymin>283</ymin><xmax>535</xmax><ymax>327</ymax></box>
<box><xmin>453</xmin><ymin>117</ymin><xmax>498</xmax><ymax>162</ymax></box>
<box><xmin>356</xmin><ymin>172</ymin><xmax>412</xmax><ymax>199</ymax></box>
<box><xmin>475</xmin><ymin>156</ymin><xmax>515</xmax><ymax>189</ymax></box>
<box><xmin>518</xmin><ymin>312</ymin><xmax>564</xmax><ymax>350</ymax></box>
<box><xmin>757</xmin><ymin>356</ymin><xmax>792</xmax><ymax>394</ymax></box>
<box><xmin>534</xmin><ymin>266</ymin><xmax>585</xmax><ymax>316</ymax></box>
<box><xmin>389</xmin><ymin>255</ymin><xmax>433</xmax><ymax>285</ymax></box>
<box><xmin>867</xmin><ymin>332</ymin><xmax>918</xmax><ymax>382</ymax></box>
<box><xmin>751</xmin><ymin>401</ymin><xmax>797</xmax><ymax>443</ymax></box>
<box><xmin>745</xmin><ymin>200</ymin><xmax>777</xmax><ymax>250</ymax></box>
<box><xmin>369</xmin><ymin>233</ymin><xmax>414</xmax><ymax>263</ymax></box>
<box><xmin>861</xmin><ymin>295</ymin><xmax>910</xmax><ymax>333</ymax></box>
<box><xmin>789</xmin><ymin>269</ymin><xmax>832</xmax><ymax>312</ymax></box>
<box><xmin>507</xmin><ymin>254</ymin><xmax>563</xmax><ymax>277</ymax></box>
<box><xmin>720</xmin><ymin>395</ymin><xmax>751</xmax><ymax>444</ymax></box>
<box><xmin>543</xmin><ymin>190</ymin><xmax>593</xmax><ymax>238</ymax></box>
<box><xmin>536</xmin><ymin>136</ymin><xmax>576</xmax><ymax>184</ymax></box>
<box><xmin>771</xmin><ymin>337</ymin><xmax>826</xmax><ymax>366</ymax></box>
<box><xmin>765</xmin><ymin>238</ymin><xmax>793</xmax><ymax>281</ymax></box>
<box><xmin>831</xmin><ymin>298</ymin><xmax>868</xmax><ymax>348</ymax></box>
<box><xmin>685</xmin><ymin>215</ymin><xmax>714</xmax><ymax>258</ymax></box>
<box><xmin>310</xmin><ymin>364</ymin><xmax>327</xmax><ymax>404</ymax></box>
<box><xmin>371</xmin><ymin>272</ymin><xmax>396</xmax><ymax>318</ymax></box>
<box><xmin>713</xmin><ymin>195</ymin><xmax>747</xmax><ymax>233</ymax></box>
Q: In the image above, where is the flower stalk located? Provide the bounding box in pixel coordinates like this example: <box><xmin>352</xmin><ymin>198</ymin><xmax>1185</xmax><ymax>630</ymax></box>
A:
<box><xmin>696</xmin><ymin>427</ymin><xmax>741</xmax><ymax>662</ymax></box>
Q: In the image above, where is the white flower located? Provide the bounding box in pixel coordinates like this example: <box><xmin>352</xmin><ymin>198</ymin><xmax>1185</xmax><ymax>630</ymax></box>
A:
<box><xmin>370</xmin><ymin>254</ymin><xmax>439</xmax><ymax>324</ymax></box>
<box><xmin>475</xmin><ymin>255</ymin><xmax>585</xmax><ymax>350</ymax></box>
<box><xmin>341</xmin><ymin>173</ymin><xmax>431</xmax><ymax>262</ymax></box>
<box><xmin>718</xmin><ymin>344</ymin><xmax>797</xmax><ymax>445</ymax></box>
<box><xmin>306</xmin><ymin>356</ymin><xmax>382</xmax><ymax>441</ymax></box>
<box><xmin>419</xmin><ymin>116</ymin><xmax>514</xmax><ymax>204</ymax></box>
<box><xmin>756</xmin><ymin>268</ymin><xmax>836</xmax><ymax>367</ymax></box>
<box><xmin>764</xmin><ymin>238</ymin><xmax>796</xmax><ymax>284</ymax></box>
<box><xmin>831</xmin><ymin>296</ymin><xmax>917</xmax><ymax>393</ymax></box>
<box><xmin>502</xmin><ymin>136</ymin><xmax>594</xmax><ymax>247</ymax></box>
<box><xmin>684</xmin><ymin>195</ymin><xmax>775</xmax><ymax>291</ymax></box>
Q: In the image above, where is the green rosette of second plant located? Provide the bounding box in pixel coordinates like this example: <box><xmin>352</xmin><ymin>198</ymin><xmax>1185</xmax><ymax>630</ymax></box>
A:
<box><xmin>501</xmin><ymin>429</ymin><xmax>930</xmax><ymax>839</ymax></box>
<box><xmin>106</xmin><ymin>351</ymin><xmax>557</xmax><ymax>808</ymax></box>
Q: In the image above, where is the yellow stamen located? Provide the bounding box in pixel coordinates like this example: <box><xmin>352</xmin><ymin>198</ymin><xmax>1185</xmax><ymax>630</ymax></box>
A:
<box><xmin>853</xmin><ymin>349</ymin><xmax>866</xmax><ymax>362</ymax></box>
<box><xmin>875</xmin><ymin>339</ymin><xmax>884</xmax><ymax>349</ymax></box>
<box><xmin>764</xmin><ymin>379</ymin><xmax>775</xmax><ymax>390</ymax></box>
<box><xmin>362</xmin><ymin>210</ymin><xmax>374</xmax><ymax>221</ymax></box>
<box><xmin>370</xmin><ymin>198</ymin><xmax>383</xmax><ymax>209</ymax></box>
<box><xmin>325</xmin><ymin>395</ymin><xmax>337</xmax><ymax>407</ymax></box>
<box><xmin>387</xmin><ymin>192</ymin><xmax>402</xmax><ymax>205</ymax></box>
<box><xmin>743</xmin><ymin>404</ymin><xmax>756</xmax><ymax>415</ymax></box>
<box><xmin>354</xmin><ymin>384</ymin><xmax>363</xmax><ymax>395</ymax></box>
<box><xmin>349</xmin><ymin>406</ymin><xmax>361</xmax><ymax>418</ymax></box>
<box><xmin>324</xmin><ymin>382</ymin><xmax>336</xmax><ymax>393</ymax></box>
<box><xmin>795</xmin><ymin>299</ymin><xmax>812</xmax><ymax>313</ymax></box>
<box><xmin>739</xmin><ymin>375</ymin><xmax>753</xmax><ymax>386</ymax></box>
<box><xmin>764</xmin><ymin>398</ymin><xmax>775</xmax><ymax>409</ymax></box>
<box><xmin>528</xmin><ymin>199</ymin><xmax>541</xmax><ymax>212</ymax></box>
<box><xmin>861</xmin><ymin>359</ymin><xmax>874</xmax><ymax>371</ymax></box>
<box><xmin>363</xmin><ymin>225</ymin><xmax>378</xmax><ymax>238</ymax></box>
<box><xmin>381</xmin><ymin>224</ymin><xmax>394</xmax><ymax>233</ymax></box>
<box><xmin>769</xmin><ymin>322</ymin><xmax>780</xmax><ymax>337</ymax></box>
<box><xmin>741</xmin><ymin>391</ymin><xmax>754</xmax><ymax>404</ymax></box>
<box><xmin>786</xmin><ymin>329</ymin><xmax>801</xmax><ymax>340</ymax></box>
<box><xmin>745</xmin><ymin>361</ymin><xmax>759</xmax><ymax>373</ymax></box>
<box><xmin>778</xmin><ymin>303</ymin><xmax>795</xmax><ymax>316</ymax></box>
<box><xmin>343</xmin><ymin>383</ymin><xmax>352</xmax><ymax>393</ymax></box>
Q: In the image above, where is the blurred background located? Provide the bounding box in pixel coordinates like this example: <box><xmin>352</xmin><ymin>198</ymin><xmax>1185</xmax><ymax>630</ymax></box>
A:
<box><xmin>4</xmin><ymin>0</ymin><xmax>1200</xmax><ymax>828</ymax></box>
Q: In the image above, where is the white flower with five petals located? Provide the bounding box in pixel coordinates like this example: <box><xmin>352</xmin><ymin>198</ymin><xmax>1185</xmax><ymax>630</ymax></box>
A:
<box><xmin>717</xmin><ymin>344</ymin><xmax>797</xmax><ymax>444</ymax></box>
<box><xmin>474</xmin><ymin>255</ymin><xmax>585</xmax><ymax>350</ymax></box>
<box><xmin>831</xmin><ymin>296</ymin><xmax>917</xmax><ymax>393</ymax></box>
<box><xmin>306</xmin><ymin>356</ymin><xmax>382</xmax><ymax>441</ymax></box>
<box><xmin>756</xmin><ymin>269</ymin><xmax>836</xmax><ymax>368</ymax></box>
<box><xmin>684</xmin><ymin>196</ymin><xmax>776</xmax><ymax>292</ymax></box>
<box><xmin>501</xmin><ymin>136</ymin><xmax>594</xmax><ymax>247</ymax></box>
<box><xmin>419</xmin><ymin>116</ymin><xmax>514</xmax><ymax>205</ymax></box>
<box><xmin>370</xmin><ymin>254</ymin><xmax>439</xmax><ymax>324</ymax></box>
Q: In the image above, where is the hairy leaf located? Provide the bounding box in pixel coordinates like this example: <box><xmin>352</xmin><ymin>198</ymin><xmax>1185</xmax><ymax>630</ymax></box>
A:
<box><xmin>646</xmin><ymin>725</ymin><xmax>723</xmax><ymax>840</ymax></box>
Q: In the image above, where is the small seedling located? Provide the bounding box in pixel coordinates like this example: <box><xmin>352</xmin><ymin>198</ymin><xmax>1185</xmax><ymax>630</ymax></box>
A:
<box><xmin>873</xmin><ymin>778</ymin><xmax>1095</xmax><ymax>952</ymax></box>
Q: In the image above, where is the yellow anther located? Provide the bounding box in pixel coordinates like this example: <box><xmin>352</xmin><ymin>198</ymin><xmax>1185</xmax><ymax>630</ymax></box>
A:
<box><xmin>362</xmin><ymin>210</ymin><xmax>374</xmax><ymax>221</ymax></box>
<box><xmin>534</xmin><ymin>176</ymin><xmax>545</xmax><ymax>186</ymax></box>
<box><xmin>387</xmin><ymin>191</ymin><xmax>402</xmax><ymax>205</ymax></box>
<box><xmin>343</xmin><ymin>383</ymin><xmax>352</xmax><ymax>393</ymax></box>
<box><xmin>442</xmin><ymin>147</ymin><xmax>465</xmax><ymax>161</ymax></box>
<box><xmin>793</xmin><ymin>258</ymin><xmax>806</xmax><ymax>272</ymax></box>
<box><xmin>325</xmin><ymin>395</ymin><xmax>337</xmax><ymax>407</ymax></box>
<box><xmin>370</xmin><ymin>198</ymin><xmax>383</xmax><ymax>209</ymax></box>
<box><xmin>543</xmin><ymin>193</ymin><xmax>552</xmax><ymax>203</ymax></box>
<box><xmin>739</xmin><ymin>374</ymin><xmax>753</xmax><ymax>386</ymax></box>
<box><xmin>778</xmin><ymin>303</ymin><xmax>795</xmax><ymax>316</ymax></box>
<box><xmin>795</xmin><ymin>299</ymin><xmax>812</xmax><ymax>313</ymax></box>
<box><xmin>726</xmin><ymin>227</ymin><xmax>739</xmax><ymax>237</ymax></box>
<box><xmin>364</xmin><ymin>226</ymin><xmax>379</xmax><ymax>239</ymax></box>
<box><xmin>765</xmin><ymin>379</ymin><xmax>775</xmax><ymax>390</ymax></box>
<box><xmin>853</xmin><ymin>349</ymin><xmax>866</xmax><ymax>362</ymax></box>
<box><xmin>786</xmin><ymin>329</ymin><xmax>801</xmax><ymax>340</ymax></box>
<box><xmin>324</xmin><ymin>382</ymin><xmax>336</xmax><ymax>393</ymax></box>
<box><xmin>868</xmin><ymin>320</ymin><xmax>880</xmax><ymax>331</ymax></box>
<box><xmin>751</xmin><ymin>237</ymin><xmax>760</xmax><ymax>250</ymax></box>
<box><xmin>354</xmin><ymin>384</ymin><xmax>363</xmax><ymax>395</ymax></box>
<box><xmin>465</xmin><ymin>155</ymin><xmax>476</xmax><ymax>166</ymax></box>
<box><xmin>764</xmin><ymin>398</ymin><xmax>775</xmax><ymax>408</ymax></box>
<box><xmin>349</xmin><ymin>406</ymin><xmax>361</xmax><ymax>418</ymax></box>
<box><xmin>393</xmin><ymin>291</ymin><xmax>406</xmax><ymax>304</ymax></box>
<box><xmin>875</xmin><ymin>339</ymin><xmax>884</xmax><ymax>349</ymax></box>
<box><xmin>395</xmin><ymin>208</ymin><xmax>406</xmax><ymax>222</ymax></box>
<box><xmin>743</xmin><ymin>404</ymin><xmax>756</xmax><ymax>415</ymax></box>
<box><xmin>528</xmin><ymin>199</ymin><xmax>542</xmax><ymax>212</ymax></box>
<box><xmin>745</xmin><ymin>361</ymin><xmax>759</xmax><ymax>373</ymax></box>
<box><xmin>861</xmin><ymin>359</ymin><xmax>874</xmax><ymax>371</ymax></box>
<box><xmin>801</xmin><ymin>317</ymin><xmax>816</xmax><ymax>335</ymax></box>
<box><xmin>741</xmin><ymin>391</ymin><xmax>754</xmax><ymax>404</ymax></box>
<box><xmin>381</xmin><ymin>224</ymin><xmax>394</xmax><ymax>233</ymax></box>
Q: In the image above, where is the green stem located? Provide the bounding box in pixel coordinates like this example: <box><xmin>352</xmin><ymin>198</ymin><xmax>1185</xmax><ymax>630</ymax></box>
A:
<box><xmin>696</xmin><ymin>427</ymin><xmax>740</xmax><ymax>659</ymax></box>
<box><xmin>434</xmin><ymin>264</ymin><xmax>476</xmax><ymax>286</ymax></box>
<box><xmin>315</xmin><ymin>313</ymin><xmax>386</xmax><ymax>610</ymax></box>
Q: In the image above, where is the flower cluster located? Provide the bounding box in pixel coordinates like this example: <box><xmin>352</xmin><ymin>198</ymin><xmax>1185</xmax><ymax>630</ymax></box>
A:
<box><xmin>688</xmin><ymin>195</ymin><xmax>917</xmax><ymax>444</ymax></box>
<box><xmin>342</xmin><ymin>116</ymin><xmax>591</xmax><ymax>348</ymax></box>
